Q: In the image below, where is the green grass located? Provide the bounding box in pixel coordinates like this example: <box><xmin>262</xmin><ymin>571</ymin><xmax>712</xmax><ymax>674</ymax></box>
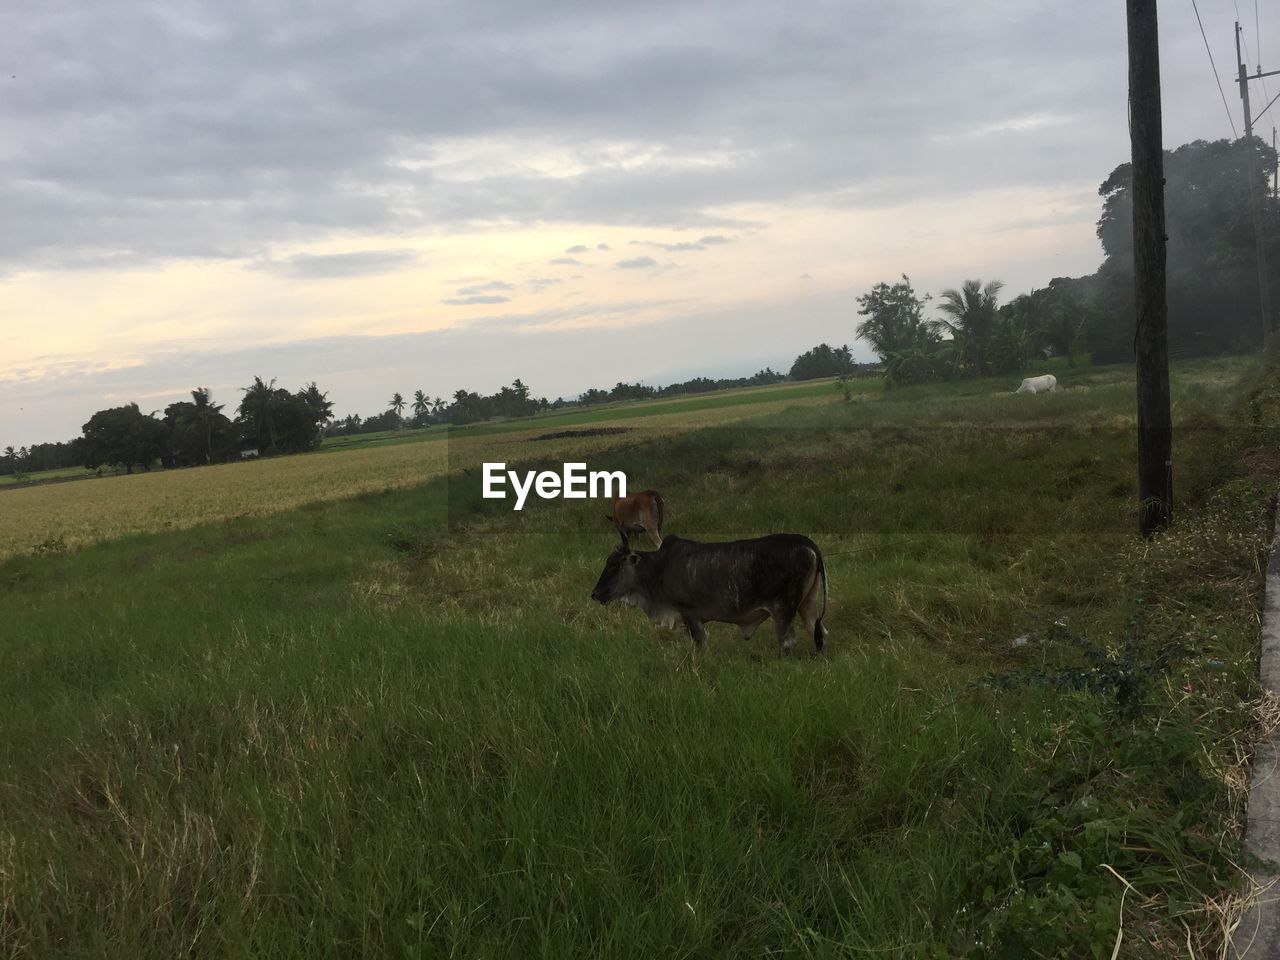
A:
<box><xmin>0</xmin><ymin>464</ymin><xmax>95</xmax><ymax>487</ymax></box>
<box><xmin>0</xmin><ymin>356</ymin><xmax>1274</xmax><ymax>958</ymax></box>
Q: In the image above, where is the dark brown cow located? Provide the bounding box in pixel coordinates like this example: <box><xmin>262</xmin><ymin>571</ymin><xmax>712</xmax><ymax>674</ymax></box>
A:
<box><xmin>590</xmin><ymin>533</ymin><xmax>829</xmax><ymax>655</ymax></box>
<box><xmin>605</xmin><ymin>489</ymin><xmax>665</xmax><ymax>547</ymax></box>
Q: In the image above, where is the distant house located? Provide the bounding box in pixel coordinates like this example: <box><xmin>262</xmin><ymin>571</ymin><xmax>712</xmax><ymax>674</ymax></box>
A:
<box><xmin>239</xmin><ymin>448</ymin><xmax>259</xmax><ymax>460</ymax></box>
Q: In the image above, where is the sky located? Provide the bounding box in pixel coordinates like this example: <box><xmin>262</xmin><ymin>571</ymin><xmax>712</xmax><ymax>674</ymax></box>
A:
<box><xmin>0</xmin><ymin>0</ymin><xmax>1270</xmax><ymax>446</ymax></box>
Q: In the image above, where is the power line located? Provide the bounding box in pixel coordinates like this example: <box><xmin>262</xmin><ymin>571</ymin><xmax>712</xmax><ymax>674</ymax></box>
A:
<box><xmin>1193</xmin><ymin>0</ymin><xmax>1240</xmax><ymax>136</ymax></box>
<box><xmin>1238</xmin><ymin>0</ymin><xmax>1273</xmax><ymax>121</ymax></box>
<box><xmin>1254</xmin><ymin>0</ymin><xmax>1275</xmax><ymax>135</ymax></box>
<box><xmin>1256</xmin><ymin>0</ymin><xmax>1262</xmax><ymax>63</ymax></box>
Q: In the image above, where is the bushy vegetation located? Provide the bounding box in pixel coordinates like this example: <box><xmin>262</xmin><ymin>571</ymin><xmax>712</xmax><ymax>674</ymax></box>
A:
<box><xmin>787</xmin><ymin>342</ymin><xmax>879</xmax><ymax>381</ymax></box>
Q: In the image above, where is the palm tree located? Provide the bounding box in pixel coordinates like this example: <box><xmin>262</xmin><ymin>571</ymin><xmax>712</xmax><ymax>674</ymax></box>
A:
<box><xmin>239</xmin><ymin>377</ymin><xmax>282</xmax><ymax>451</ymax></box>
<box><xmin>927</xmin><ymin>279</ymin><xmax>1005</xmax><ymax>377</ymax></box>
<box><xmin>412</xmin><ymin>390</ymin><xmax>429</xmax><ymax>422</ymax></box>
<box><xmin>2</xmin><ymin>446</ymin><xmax>13</xmax><ymax>473</ymax></box>
<box><xmin>432</xmin><ymin>396</ymin><xmax>445</xmax><ymax>414</ymax></box>
<box><xmin>178</xmin><ymin>387</ymin><xmax>225</xmax><ymax>464</ymax></box>
<box><xmin>1038</xmin><ymin>307</ymin><xmax>1085</xmax><ymax>367</ymax></box>
<box><xmin>388</xmin><ymin>392</ymin><xmax>406</xmax><ymax>428</ymax></box>
<box><xmin>299</xmin><ymin>382</ymin><xmax>335</xmax><ymax>443</ymax></box>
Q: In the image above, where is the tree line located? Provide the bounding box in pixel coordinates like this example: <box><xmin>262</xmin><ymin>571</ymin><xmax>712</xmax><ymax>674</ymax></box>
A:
<box><xmin>326</xmin><ymin>365</ymin><xmax>823</xmax><ymax>438</ymax></box>
<box><xmin>0</xmin><ymin>379</ymin><xmax>336</xmax><ymax>477</ymax></box>
<box><xmin>853</xmin><ymin>136</ymin><xmax>1280</xmax><ymax>386</ymax></box>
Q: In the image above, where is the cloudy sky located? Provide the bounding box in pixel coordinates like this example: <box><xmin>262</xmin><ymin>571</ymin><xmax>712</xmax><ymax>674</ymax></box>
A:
<box><xmin>0</xmin><ymin>0</ymin><xmax>1267</xmax><ymax>445</ymax></box>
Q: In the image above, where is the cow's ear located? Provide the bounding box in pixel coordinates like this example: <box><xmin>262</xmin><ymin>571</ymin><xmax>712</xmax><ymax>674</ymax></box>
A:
<box><xmin>626</xmin><ymin>552</ymin><xmax>641</xmax><ymax>565</ymax></box>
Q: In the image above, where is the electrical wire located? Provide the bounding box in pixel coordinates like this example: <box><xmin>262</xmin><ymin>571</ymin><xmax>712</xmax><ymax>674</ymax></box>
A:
<box><xmin>1194</xmin><ymin>0</ymin><xmax>1240</xmax><ymax>136</ymax></box>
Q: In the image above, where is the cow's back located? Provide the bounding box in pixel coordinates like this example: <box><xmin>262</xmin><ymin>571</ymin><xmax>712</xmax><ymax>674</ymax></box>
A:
<box><xmin>652</xmin><ymin>534</ymin><xmax>821</xmax><ymax>609</ymax></box>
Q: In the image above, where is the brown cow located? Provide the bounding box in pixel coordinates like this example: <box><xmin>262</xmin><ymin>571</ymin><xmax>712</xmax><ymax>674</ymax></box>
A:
<box><xmin>605</xmin><ymin>490</ymin><xmax>665</xmax><ymax>547</ymax></box>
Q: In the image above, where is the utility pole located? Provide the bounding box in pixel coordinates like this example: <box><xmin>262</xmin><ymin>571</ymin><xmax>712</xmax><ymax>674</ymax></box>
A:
<box><xmin>1127</xmin><ymin>0</ymin><xmax>1172</xmax><ymax>537</ymax></box>
<box><xmin>1237</xmin><ymin>21</ymin><xmax>1276</xmax><ymax>337</ymax></box>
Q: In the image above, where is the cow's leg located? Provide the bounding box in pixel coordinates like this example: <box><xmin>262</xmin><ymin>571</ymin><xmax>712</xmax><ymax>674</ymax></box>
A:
<box><xmin>737</xmin><ymin>609</ymin><xmax>770</xmax><ymax>640</ymax></box>
<box><xmin>772</xmin><ymin>605</ymin><xmax>799</xmax><ymax>657</ymax></box>
<box><xmin>682</xmin><ymin>615</ymin><xmax>708</xmax><ymax>649</ymax></box>
<box><xmin>799</xmin><ymin>574</ymin><xmax>827</xmax><ymax>654</ymax></box>
<box><xmin>644</xmin><ymin>518</ymin><xmax>663</xmax><ymax>548</ymax></box>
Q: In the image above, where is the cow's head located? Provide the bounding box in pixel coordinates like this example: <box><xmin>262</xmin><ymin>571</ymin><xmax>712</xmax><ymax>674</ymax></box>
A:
<box><xmin>590</xmin><ymin>544</ymin><xmax>642</xmax><ymax>604</ymax></box>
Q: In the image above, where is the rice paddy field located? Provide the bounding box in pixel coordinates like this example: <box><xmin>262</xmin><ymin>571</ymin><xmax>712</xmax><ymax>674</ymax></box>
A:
<box><xmin>2</xmin><ymin>356</ymin><xmax>1277</xmax><ymax>958</ymax></box>
<box><xmin>0</xmin><ymin>378</ymin><xmax>851</xmax><ymax>559</ymax></box>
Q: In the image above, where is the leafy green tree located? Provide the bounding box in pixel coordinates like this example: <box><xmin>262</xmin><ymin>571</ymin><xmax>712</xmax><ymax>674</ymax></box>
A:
<box><xmin>928</xmin><ymin>279</ymin><xmax>1005</xmax><ymax>376</ymax></box>
<box><xmin>855</xmin><ymin>275</ymin><xmax>937</xmax><ymax>358</ymax></box>
<box><xmin>493</xmin><ymin>379</ymin><xmax>541</xmax><ymax>417</ymax></box>
<box><xmin>80</xmin><ymin>404</ymin><xmax>167</xmax><ymax>473</ymax></box>
<box><xmin>237</xmin><ymin>378</ymin><xmax>332</xmax><ymax>453</ymax></box>
<box><xmin>789</xmin><ymin>343</ymin><xmax>858</xmax><ymax>380</ymax></box>
<box><xmin>239</xmin><ymin>377</ymin><xmax>284</xmax><ymax>451</ymax></box>
<box><xmin>1090</xmin><ymin>136</ymin><xmax>1280</xmax><ymax>358</ymax></box>
<box><xmin>166</xmin><ymin>388</ymin><xmax>231</xmax><ymax>465</ymax></box>
<box><xmin>297</xmin><ymin>383</ymin><xmax>335</xmax><ymax>446</ymax></box>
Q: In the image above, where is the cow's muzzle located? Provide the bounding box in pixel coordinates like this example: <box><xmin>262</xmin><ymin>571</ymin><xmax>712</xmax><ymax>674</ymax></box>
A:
<box><xmin>590</xmin><ymin>590</ymin><xmax>607</xmax><ymax>605</ymax></box>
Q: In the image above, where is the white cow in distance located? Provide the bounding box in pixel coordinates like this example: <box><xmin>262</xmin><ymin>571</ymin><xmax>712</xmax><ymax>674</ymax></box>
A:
<box><xmin>1014</xmin><ymin>374</ymin><xmax>1058</xmax><ymax>395</ymax></box>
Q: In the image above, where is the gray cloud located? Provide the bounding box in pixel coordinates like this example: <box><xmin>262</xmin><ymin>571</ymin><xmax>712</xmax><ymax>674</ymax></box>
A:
<box><xmin>631</xmin><ymin>239</ymin><xmax>704</xmax><ymax>252</ymax></box>
<box><xmin>549</xmin><ymin>257</ymin><xmax>582</xmax><ymax>265</ymax></box>
<box><xmin>616</xmin><ymin>256</ymin><xmax>659</xmax><ymax>269</ymax></box>
<box><xmin>256</xmin><ymin>248</ymin><xmax>422</xmax><ymax>279</ymax></box>
<box><xmin>630</xmin><ymin>235</ymin><xmax>734</xmax><ymax>252</ymax></box>
<box><xmin>442</xmin><ymin>294</ymin><xmax>512</xmax><ymax>305</ymax></box>
<box><xmin>0</xmin><ymin>0</ymin><xmax>1164</xmax><ymax>273</ymax></box>
<box><xmin>525</xmin><ymin>276</ymin><xmax>563</xmax><ymax>292</ymax></box>
<box><xmin>565</xmin><ymin>244</ymin><xmax>590</xmax><ymax>254</ymax></box>
<box><xmin>456</xmin><ymin>280</ymin><xmax>515</xmax><ymax>296</ymax></box>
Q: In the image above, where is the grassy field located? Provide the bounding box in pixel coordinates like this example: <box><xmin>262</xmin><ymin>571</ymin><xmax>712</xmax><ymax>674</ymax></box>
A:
<box><xmin>0</xmin><ymin>465</ymin><xmax>94</xmax><ymax>487</ymax></box>
<box><xmin>1</xmin><ymin>356</ymin><xmax>1276</xmax><ymax>957</ymax></box>
<box><xmin>0</xmin><ymin>382</ymin><xmax>848</xmax><ymax>559</ymax></box>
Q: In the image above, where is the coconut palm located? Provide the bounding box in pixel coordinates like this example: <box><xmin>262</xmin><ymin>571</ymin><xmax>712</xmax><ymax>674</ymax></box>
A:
<box><xmin>296</xmin><ymin>382</ymin><xmax>335</xmax><ymax>446</ymax></box>
<box><xmin>239</xmin><ymin>377</ymin><xmax>283</xmax><ymax>451</ymax></box>
<box><xmin>177</xmin><ymin>387</ymin><xmax>225</xmax><ymax>464</ymax></box>
<box><xmin>412</xmin><ymin>390</ymin><xmax>429</xmax><ymax>421</ymax></box>
<box><xmin>388</xmin><ymin>392</ymin><xmax>406</xmax><ymax>428</ymax></box>
<box><xmin>927</xmin><ymin>279</ymin><xmax>1005</xmax><ymax>377</ymax></box>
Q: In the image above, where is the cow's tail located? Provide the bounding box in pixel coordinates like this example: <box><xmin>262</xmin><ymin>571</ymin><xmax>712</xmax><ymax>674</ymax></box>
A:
<box><xmin>655</xmin><ymin>492</ymin><xmax>666</xmax><ymax>537</ymax></box>
<box><xmin>812</xmin><ymin>545</ymin><xmax>829</xmax><ymax>652</ymax></box>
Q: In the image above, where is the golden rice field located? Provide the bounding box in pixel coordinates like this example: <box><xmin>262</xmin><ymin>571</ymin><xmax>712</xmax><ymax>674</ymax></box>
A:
<box><xmin>0</xmin><ymin>392</ymin><xmax>836</xmax><ymax>558</ymax></box>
